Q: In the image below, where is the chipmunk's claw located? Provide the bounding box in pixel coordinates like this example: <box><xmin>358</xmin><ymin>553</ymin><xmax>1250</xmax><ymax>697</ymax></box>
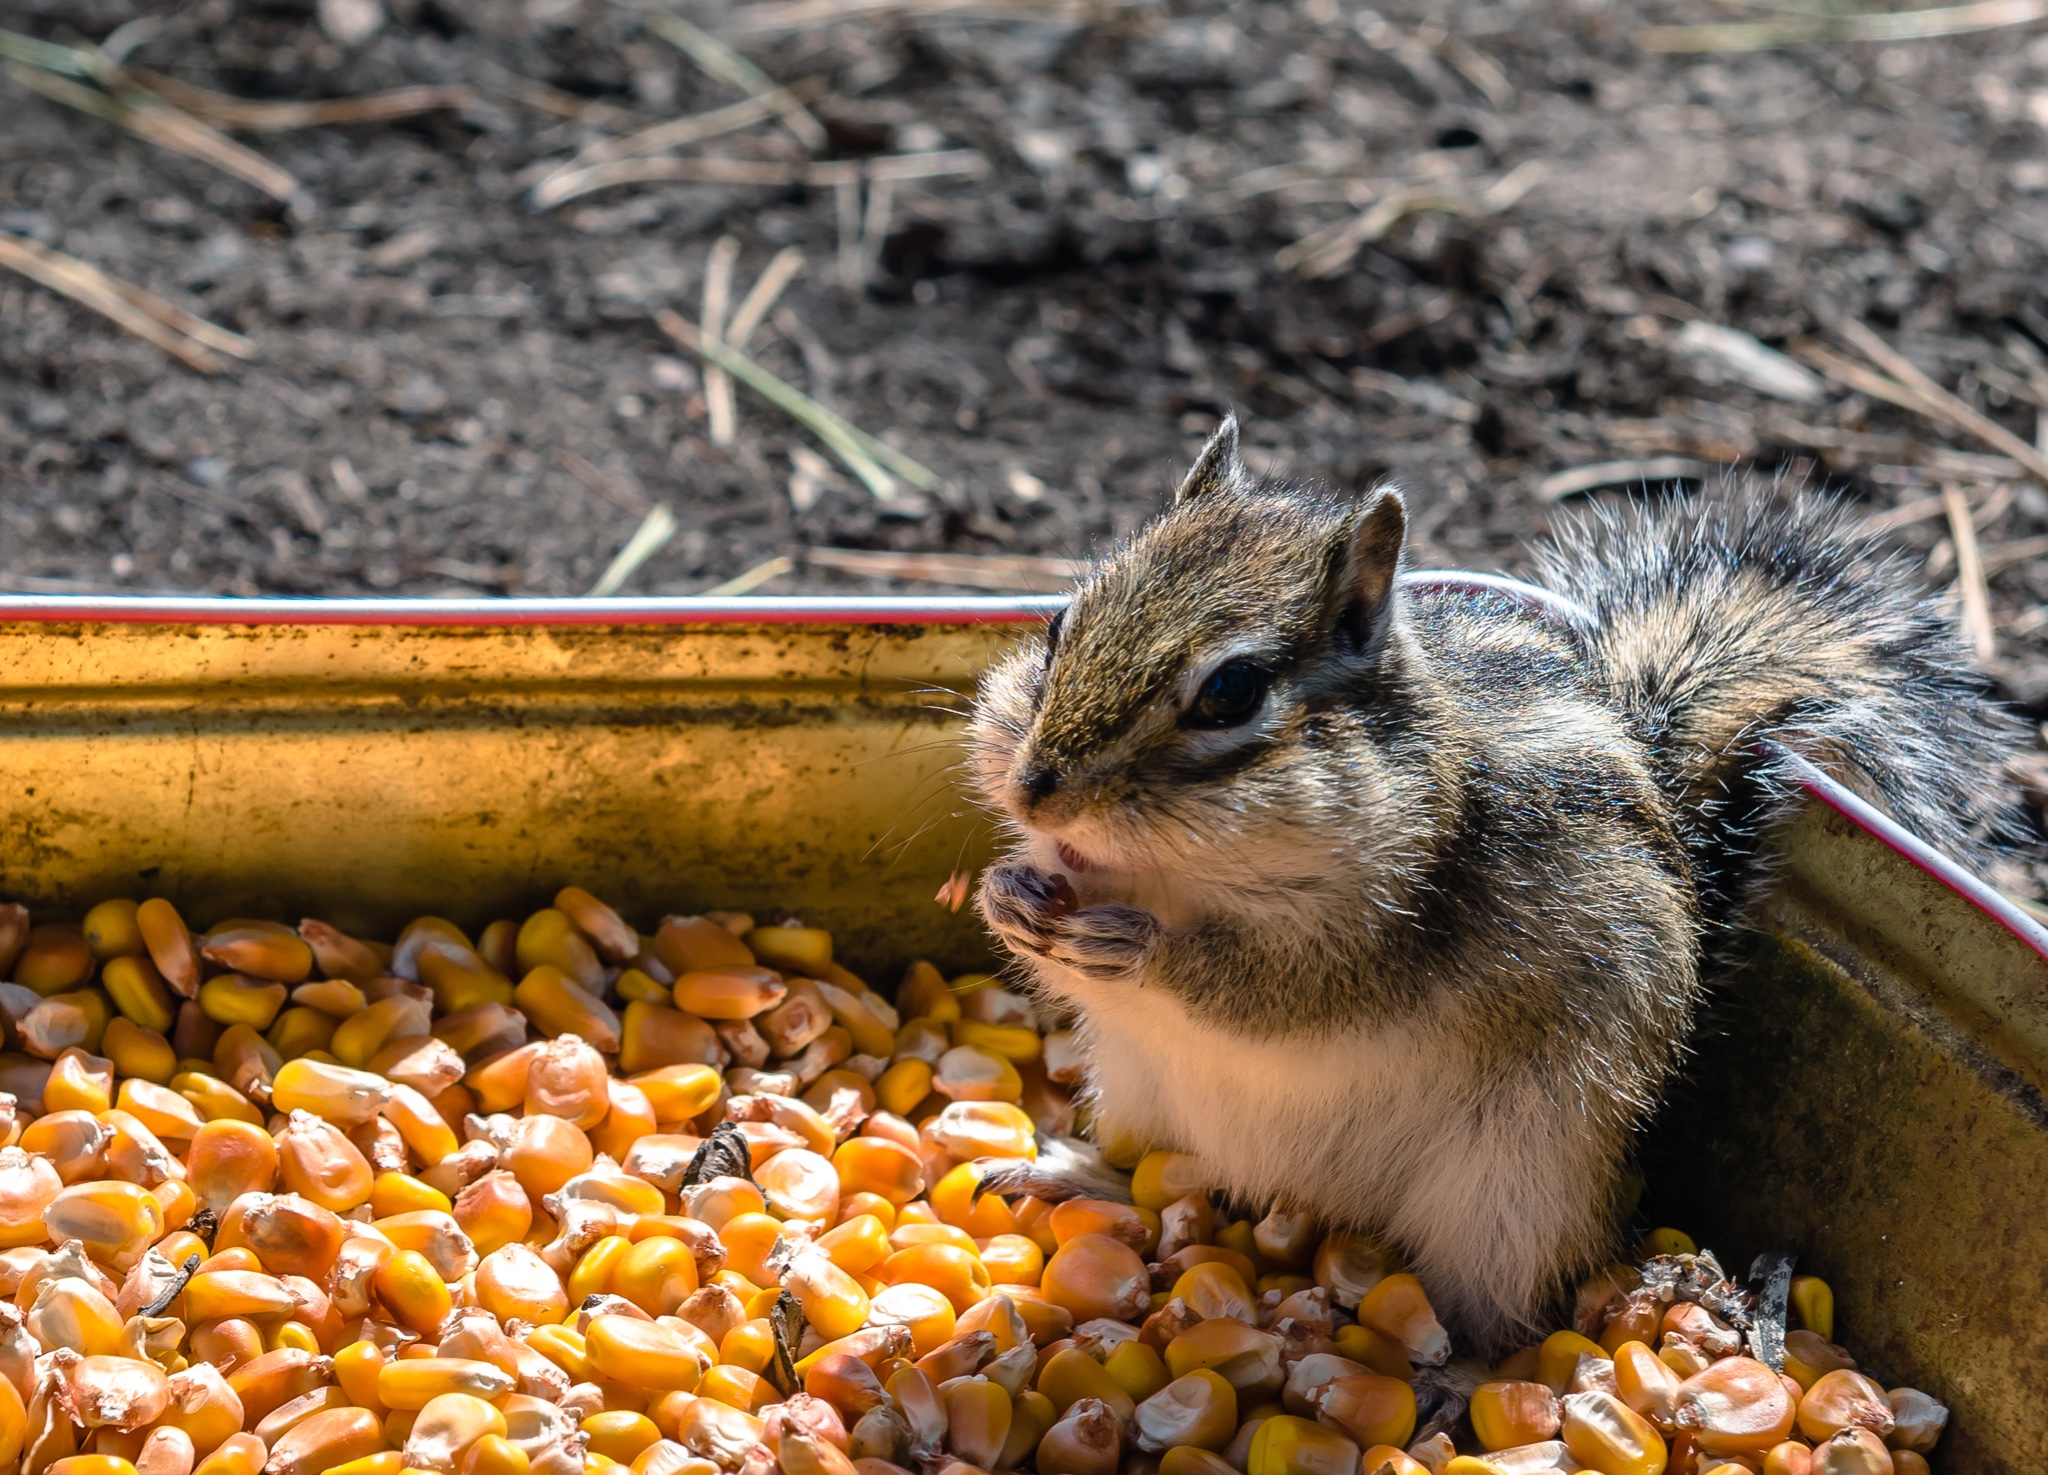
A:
<box><xmin>1409</xmin><ymin>1359</ymin><xmax>1488</xmax><ymax>1445</ymax></box>
<box><xmin>973</xmin><ymin>1136</ymin><xmax>1134</xmax><ymax>1206</ymax></box>
<box><xmin>978</xmin><ymin>860</ymin><xmax>1160</xmax><ymax>983</ymax></box>
<box><xmin>1045</xmin><ymin>902</ymin><xmax>1160</xmax><ymax>982</ymax></box>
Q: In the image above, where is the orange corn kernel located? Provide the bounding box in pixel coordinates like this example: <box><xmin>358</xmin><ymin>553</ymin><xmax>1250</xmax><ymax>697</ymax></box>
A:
<box><xmin>276</xmin><ymin>1110</ymin><xmax>375</xmax><ymax>1211</ymax></box>
<box><xmin>1357</xmin><ymin>1274</ymin><xmax>1450</xmax><ymax>1368</ymax></box>
<box><xmin>475</xmin><ymin>1243</ymin><xmax>570</xmax><ymax>1325</ymax></box>
<box><xmin>1674</xmin><ymin>1357</ymin><xmax>1797</xmax><ymax>1455</ymax></box>
<box><xmin>1796</xmin><ymin>1372</ymin><xmax>1895</xmax><ymax>1444</ymax></box>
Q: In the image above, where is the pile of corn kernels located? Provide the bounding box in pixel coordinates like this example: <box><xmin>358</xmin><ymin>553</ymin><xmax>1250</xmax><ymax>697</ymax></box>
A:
<box><xmin>0</xmin><ymin>890</ymin><xmax>1945</xmax><ymax>1475</ymax></box>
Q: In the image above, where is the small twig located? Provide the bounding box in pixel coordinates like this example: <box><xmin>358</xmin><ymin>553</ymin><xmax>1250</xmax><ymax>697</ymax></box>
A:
<box><xmin>641</xmin><ymin>9</ymin><xmax>827</xmax><ymax>151</ymax></box>
<box><xmin>588</xmin><ymin>504</ymin><xmax>680</xmax><ymax>596</ymax></box>
<box><xmin>1537</xmin><ymin>457</ymin><xmax>1713</xmax><ymax>503</ymax></box>
<box><xmin>1837</xmin><ymin>320</ymin><xmax>2048</xmax><ymax>485</ymax></box>
<box><xmin>1276</xmin><ymin>162</ymin><xmax>1542</xmax><ymax>278</ymax></box>
<box><xmin>1943</xmin><ymin>484</ymin><xmax>1995</xmax><ymax>661</ymax></box>
<box><xmin>1639</xmin><ymin>0</ymin><xmax>2048</xmax><ymax>51</ymax></box>
<box><xmin>658</xmin><ymin>310</ymin><xmax>908</xmax><ymax>499</ymax></box>
<box><xmin>727</xmin><ymin>247</ymin><xmax>804</xmax><ymax>351</ymax></box>
<box><xmin>859</xmin><ymin>177</ymin><xmax>895</xmax><ymax>292</ymax></box>
<box><xmin>722</xmin><ymin>0</ymin><xmax>1114</xmax><ymax>31</ymax></box>
<box><xmin>473</xmin><ymin>65</ymin><xmax>645</xmax><ymax>130</ymax></box>
<box><xmin>527</xmin><ymin>148</ymin><xmax>984</xmax><ymax>213</ymax></box>
<box><xmin>701</xmin><ymin>555</ymin><xmax>793</xmax><ymax>596</ymax></box>
<box><xmin>118</xmin><ymin>71</ymin><xmax>473</xmax><ymax>130</ymax></box>
<box><xmin>557</xmin><ymin>450</ymin><xmax>650</xmax><ymax>514</ymax></box>
<box><xmin>703</xmin><ymin>237</ymin><xmax>741</xmax><ymax>449</ymax></box>
<box><xmin>3</xmin><ymin>60</ymin><xmax>309</xmax><ymax>215</ymax></box>
<box><xmin>806</xmin><ymin>546</ymin><xmax>1086</xmax><ymax>592</ymax></box>
<box><xmin>0</xmin><ymin>231</ymin><xmax>250</xmax><ymax>373</ymax></box>
<box><xmin>527</xmin><ymin>82</ymin><xmax>827</xmax><ymax>209</ymax></box>
<box><xmin>816</xmin><ymin>161</ymin><xmax>863</xmax><ymax>298</ymax></box>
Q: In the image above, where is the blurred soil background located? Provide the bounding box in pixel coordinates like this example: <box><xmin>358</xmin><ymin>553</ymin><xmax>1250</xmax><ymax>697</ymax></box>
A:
<box><xmin>10</xmin><ymin>0</ymin><xmax>2048</xmax><ymax>890</ymax></box>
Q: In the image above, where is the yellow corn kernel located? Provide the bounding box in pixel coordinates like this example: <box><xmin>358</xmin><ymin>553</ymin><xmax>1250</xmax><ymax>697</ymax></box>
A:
<box><xmin>581</xmin><ymin>1413</ymin><xmax>661</xmax><ymax>1466</ymax></box>
<box><xmin>44</xmin><ymin>1178</ymin><xmax>163</xmax><ymax>1270</ymax></box>
<box><xmin>47</xmin><ymin>1459</ymin><xmax>142</xmax><ymax>1475</ymax></box>
<box><xmin>584</xmin><ymin>1315</ymin><xmax>707</xmax><ymax>1393</ymax></box>
<box><xmin>1640</xmin><ymin>1228</ymin><xmax>1696</xmax><ymax>1259</ymax></box>
<box><xmin>1247</xmin><ymin>1416</ymin><xmax>1362</xmax><ymax>1475</ymax></box>
<box><xmin>569</xmin><ymin>1235</ymin><xmax>633</xmax><ymax>1303</ymax></box>
<box><xmin>270</xmin><ymin>1321</ymin><xmax>321</xmax><ymax>1354</ymax></box>
<box><xmin>331</xmin><ymin>1457</ymin><xmax>406</xmax><ymax>1475</ymax></box>
<box><xmin>625</xmin><ymin>1064</ymin><xmax>721</xmax><ymax>1123</ymax></box>
<box><xmin>115</xmin><ymin>1076</ymin><xmax>205</xmax><ymax>1140</ymax></box>
<box><xmin>930</xmin><ymin>1046</ymin><xmax>1022</xmax><ymax>1104</ymax></box>
<box><xmin>718</xmin><ymin>1320</ymin><xmax>776</xmax><ymax>1375</ymax></box>
<box><xmin>102</xmin><ymin>954</ymin><xmax>175</xmax><ymax>1034</ymax></box>
<box><xmin>331</xmin><ymin>998</ymin><xmax>422</xmax><ymax>1070</ymax></box>
<box><xmin>335</xmin><ymin>1342</ymin><xmax>390</xmax><ymax>1417</ymax></box>
<box><xmin>1105</xmin><ymin>1339</ymin><xmax>1172</xmax><ymax>1403</ymax></box>
<box><xmin>384</xmin><ymin>1082</ymin><xmax>461</xmax><ymax>1168</ymax></box>
<box><xmin>782</xmin><ymin>1250</ymin><xmax>870</xmax><ymax>1341</ymax></box>
<box><xmin>527</xmin><ymin>1326</ymin><xmax>593</xmax><ymax>1383</ymax></box>
<box><xmin>192</xmin><ymin>1435</ymin><xmax>266</xmax><ymax>1475</ymax></box>
<box><xmin>875</xmin><ymin>1060</ymin><xmax>933</xmax><ymax>1118</ymax></box>
<box><xmin>696</xmin><ymin>1363</ymin><xmax>777</xmax><ymax>1415</ymax></box>
<box><xmin>199</xmin><ymin>975</ymin><xmax>288</xmax><ymax>1030</ymax></box>
<box><xmin>741</xmin><ymin>925</ymin><xmax>831</xmax><ymax>975</ymax></box>
<box><xmin>612</xmin><ymin>1236</ymin><xmax>697</xmax><ymax>1316</ymax></box>
<box><xmin>516</xmin><ymin>909</ymin><xmax>606</xmax><ymax>988</ymax></box>
<box><xmin>925</xmin><ymin>1102</ymin><xmax>1035</xmax><ymax>1161</ymax></box>
<box><xmin>459</xmin><ymin>1436</ymin><xmax>528</xmax><ymax>1475</ymax></box>
<box><xmin>373</xmin><ymin>1172</ymin><xmax>454</xmax><ymax>1219</ymax></box>
<box><xmin>43</xmin><ymin>1047</ymin><xmax>115</xmax><ymax>1113</ymax></box>
<box><xmin>1469</xmin><ymin>1382</ymin><xmax>1562</xmax><ymax>1451</ymax></box>
<box><xmin>273</xmin><ymin>1057</ymin><xmax>394</xmax><ymax>1125</ymax></box>
<box><xmin>1539</xmin><ymin>1330</ymin><xmax>1612</xmax><ymax>1394</ymax></box>
<box><xmin>377</xmin><ymin>1359</ymin><xmax>518</xmax><ymax>1412</ymax></box>
<box><xmin>268</xmin><ymin>1008</ymin><xmax>340</xmax><ymax>1062</ymax></box>
<box><xmin>185</xmin><ymin>1269</ymin><xmax>301</xmax><ymax>1320</ymax></box>
<box><xmin>173</xmin><ymin>1071</ymin><xmax>266</xmax><ymax>1126</ymax></box>
<box><xmin>940</xmin><ymin>1376</ymin><xmax>1014</xmax><ymax>1468</ymax></box>
<box><xmin>1562</xmin><ymin>1391</ymin><xmax>1668</xmax><ymax>1475</ymax></box>
<box><xmin>613</xmin><ymin>971</ymin><xmax>670</xmax><ymax>1006</ymax></box>
<box><xmin>1038</xmin><ymin>1348</ymin><xmax>1137</xmax><ymax>1422</ymax></box>
<box><xmin>1130</xmin><ymin>1151</ymin><xmax>1208</xmax><ymax>1211</ymax></box>
<box><xmin>1789</xmin><ymin>1277</ymin><xmax>1834</xmax><ymax>1343</ymax></box>
<box><xmin>927</xmin><ymin>1162</ymin><xmax>1021</xmax><ymax>1239</ymax></box>
<box><xmin>101</xmin><ymin>1017</ymin><xmax>177</xmax><ymax>1085</ymax></box>
<box><xmin>82</xmin><ymin>898</ymin><xmax>145</xmax><ymax>961</ymax></box>
<box><xmin>950</xmin><ymin>1019</ymin><xmax>1041</xmax><ymax>1064</ymax></box>
<box><xmin>514</xmin><ymin>966</ymin><xmax>621</xmax><ymax>1052</ymax></box>
<box><xmin>294</xmin><ymin>979</ymin><xmax>368</xmax><ymax>1019</ymax></box>
<box><xmin>377</xmin><ymin>1249</ymin><xmax>455</xmax><ymax>1335</ymax></box>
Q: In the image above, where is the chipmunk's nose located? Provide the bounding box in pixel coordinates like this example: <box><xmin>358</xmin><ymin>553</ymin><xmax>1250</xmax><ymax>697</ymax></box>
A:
<box><xmin>1018</xmin><ymin>765</ymin><xmax>1062</xmax><ymax>804</ymax></box>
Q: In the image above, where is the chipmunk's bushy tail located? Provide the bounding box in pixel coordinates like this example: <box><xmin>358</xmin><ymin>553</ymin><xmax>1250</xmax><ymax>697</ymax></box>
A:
<box><xmin>1532</xmin><ymin>481</ymin><xmax>2025</xmax><ymax>921</ymax></box>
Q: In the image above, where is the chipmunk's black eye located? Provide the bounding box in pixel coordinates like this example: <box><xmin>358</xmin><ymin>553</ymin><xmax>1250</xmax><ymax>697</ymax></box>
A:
<box><xmin>1185</xmin><ymin>659</ymin><xmax>1270</xmax><ymax>729</ymax></box>
<box><xmin>1044</xmin><ymin>608</ymin><xmax>1066</xmax><ymax>658</ymax></box>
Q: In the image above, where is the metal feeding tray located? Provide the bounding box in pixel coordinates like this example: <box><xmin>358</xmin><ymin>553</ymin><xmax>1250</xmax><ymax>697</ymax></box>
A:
<box><xmin>0</xmin><ymin>581</ymin><xmax>2040</xmax><ymax>1470</ymax></box>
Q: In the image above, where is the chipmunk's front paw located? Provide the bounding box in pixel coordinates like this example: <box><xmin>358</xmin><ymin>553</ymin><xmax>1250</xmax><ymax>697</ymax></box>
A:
<box><xmin>977</xmin><ymin>863</ymin><xmax>1161</xmax><ymax>983</ymax></box>
<box><xmin>1045</xmin><ymin>903</ymin><xmax>1160</xmax><ymax>982</ymax></box>
<box><xmin>976</xmin><ymin>860</ymin><xmax>1076</xmax><ymax>959</ymax></box>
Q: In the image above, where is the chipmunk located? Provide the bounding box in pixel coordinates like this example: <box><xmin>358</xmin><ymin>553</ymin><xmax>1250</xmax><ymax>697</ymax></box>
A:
<box><xmin>969</xmin><ymin>418</ymin><xmax>2021</xmax><ymax>1355</ymax></box>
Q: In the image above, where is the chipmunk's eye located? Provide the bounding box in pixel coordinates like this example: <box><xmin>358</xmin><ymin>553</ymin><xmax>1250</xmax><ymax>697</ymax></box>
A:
<box><xmin>1185</xmin><ymin>659</ymin><xmax>1270</xmax><ymax>729</ymax></box>
<box><xmin>1044</xmin><ymin>608</ymin><xmax>1065</xmax><ymax>658</ymax></box>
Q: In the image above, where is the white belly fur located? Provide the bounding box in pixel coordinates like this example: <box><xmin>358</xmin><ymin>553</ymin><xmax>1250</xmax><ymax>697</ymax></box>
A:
<box><xmin>1061</xmin><ymin>963</ymin><xmax>1607</xmax><ymax>1339</ymax></box>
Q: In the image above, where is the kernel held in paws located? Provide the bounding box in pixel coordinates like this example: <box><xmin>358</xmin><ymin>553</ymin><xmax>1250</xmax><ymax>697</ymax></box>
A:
<box><xmin>0</xmin><ymin>891</ymin><xmax>1944</xmax><ymax>1475</ymax></box>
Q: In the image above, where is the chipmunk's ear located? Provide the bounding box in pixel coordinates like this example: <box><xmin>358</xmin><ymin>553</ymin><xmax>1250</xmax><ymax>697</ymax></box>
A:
<box><xmin>1174</xmin><ymin>415</ymin><xmax>1243</xmax><ymax>503</ymax></box>
<box><xmin>1333</xmin><ymin>488</ymin><xmax>1406</xmax><ymax>654</ymax></box>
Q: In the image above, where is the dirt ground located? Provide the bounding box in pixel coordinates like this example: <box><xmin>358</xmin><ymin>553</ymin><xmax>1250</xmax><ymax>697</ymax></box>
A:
<box><xmin>8</xmin><ymin>0</ymin><xmax>2048</xmax><ymax>883</ymax></box>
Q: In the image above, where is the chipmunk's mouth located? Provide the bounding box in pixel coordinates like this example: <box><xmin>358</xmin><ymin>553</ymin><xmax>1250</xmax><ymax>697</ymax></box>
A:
<box><xmin>1056</xmin><ymin>840</ymin><xmax>1091</xmax><ymax>873</ymax></box>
